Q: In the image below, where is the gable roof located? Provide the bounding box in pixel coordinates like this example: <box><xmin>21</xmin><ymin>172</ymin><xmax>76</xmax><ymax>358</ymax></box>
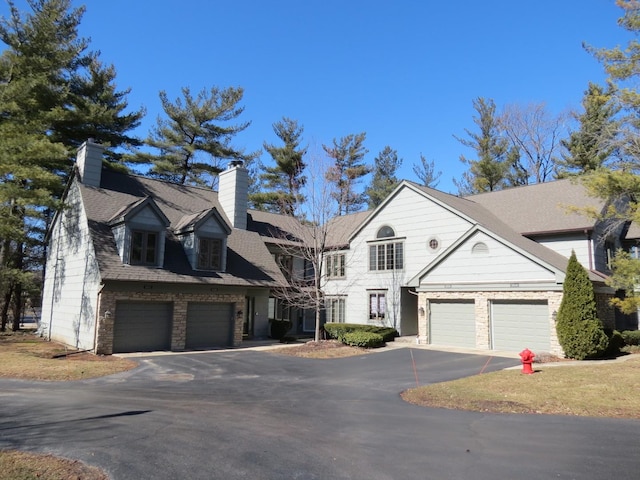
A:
<box><xmin>349</xmin><ymin>180</ymin><xmax>606</xmax><ymax>283</ymax></box>
<box><xmin>108</xmin><ymin>196</ymin><xmax>170</xmax><ymax>227</ymax></box>
<box><xmin>79</xmin><ymin>169</ymin><xmax>285</xmax><ymax>287</ymax></box>
<box><xmin>174</xmin><ymin>208</ymin><xmax>231</xmax><ymax>235</ymax></box>
<box><xmin>465</xmin><ymin>178</ymin><xmax>604</xmax><ymax>235</ymax></box>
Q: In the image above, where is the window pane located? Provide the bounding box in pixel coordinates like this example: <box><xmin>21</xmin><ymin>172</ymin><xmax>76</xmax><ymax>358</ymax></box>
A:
<box><xmin>145</xmin><ymin>233</ymin><xmax>157</xmax><ymax>264</ymax></box>
<box><xmin>338</xmin><ymin>254</ymin><xmax>345</xmax><ymax>277</ymax></box>
<box><xmin>131</xmin><ymin>231</ymin><xmax>143</xmax><ymax>263</ymax></box>
<box><xmin>369</xmin><ymin>245</ymin><xmax>377</xmax><ymax>271</ymax></box>
<box><xmin>378</xmin><ymin>245</ymin><xmax>385</xmax><ymax>270</ymax></box>
<box><xmin>379</xmin><ymin>294</ymin><xmax>386</xmax><ymax>316</ymax></box>
<box><xmin>210</xmin><ymin>239</ymin><xmax>221</xmax><ymax>269</ymax></box>
<box><xmin>377</xmin><ymin>226</ymin><xmax>395</xmax><ymax>238</ymax></box>
<box><xmin>395</xmin><ymin>242</ymin><xmax>403</xmax><ymax>269</ymax></box>
<box><xmin>370</xmin><ymin>294</ymin><xmax>378</xmax><ymax>316</ymax></box>
<box><xmin>386</xmin><ymin>243</ymin><xmax>394</xmax><ymax>270</ymax></box>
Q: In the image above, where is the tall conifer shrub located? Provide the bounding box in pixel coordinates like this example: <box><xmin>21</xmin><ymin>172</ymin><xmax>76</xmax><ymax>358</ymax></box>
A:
<box><xmin>556</xmin><ymin>251</ymin><xmax>608</xmax><ymax>359</ymax></box>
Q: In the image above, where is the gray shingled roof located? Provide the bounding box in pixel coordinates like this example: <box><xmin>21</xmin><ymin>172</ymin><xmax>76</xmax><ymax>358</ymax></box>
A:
<box><xmin>80</xmin><ymin>170</ymin><xmax>285</xmax><ymax>287</ymax></box>
<box><xmin>409</xmin><ymin>181</ymin><xmax>607</xmax><ymax>283</ymax></box>
<box><xmin>465</xmin><ymin>178</ymin><xmax>604</xmax><ymax>235</ymax></box>
<box><xmin>325</xmin><ymin>210</ymin><xmax>371</xmax><ymax>248</ymax></box>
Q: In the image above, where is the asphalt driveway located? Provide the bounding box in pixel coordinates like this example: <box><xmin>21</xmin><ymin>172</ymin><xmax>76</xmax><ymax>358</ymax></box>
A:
<box><xmin>1</xmin><ymin>347</ymin><xmax>639</xmax><ymax>480</ymax></box>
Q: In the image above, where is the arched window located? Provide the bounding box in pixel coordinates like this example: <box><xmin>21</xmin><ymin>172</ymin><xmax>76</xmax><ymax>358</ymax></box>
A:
<box><xmin>370</xmin><ymin>226</ymin><xmax>403</xmax><ymax>271</ymax></box>
<box><xmin>376</xmin><ymin>225</ymin><xmax>395</xmax><ymax>239</ymax></box>
<box><xmin>472</xmin><ymin>242</ymin><xmax>489</xmax><ymax>254</ymax></box>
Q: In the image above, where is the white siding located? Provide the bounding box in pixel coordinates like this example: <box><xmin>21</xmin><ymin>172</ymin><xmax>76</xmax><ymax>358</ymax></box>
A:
<box><xmin>129</xmin><ymin>205</ymin><xmax>165</xmax><ymax>228</ymax></box>
<box><xmin>41</xmin><ymin>181</ymin><xmax>101</xmax><ymax>350</ymax></box>
<box><xmin>199</xmin><ymin>216</ymin><xmax>227</xmax><ymax>236</ymax></box>
<box><xmin>422</xmin><ymin>231</ymin><xmax>556</xmax><ymax>286</ymax></box>
<box><xmin>325</xmin><ymin>186</ymin><xmax>475</xmax><ymax>332</ymax></box>
<box><xmin>535</xmin><ymin>234</ymin><xmax>591</xmax><ymax>269</ymax></box>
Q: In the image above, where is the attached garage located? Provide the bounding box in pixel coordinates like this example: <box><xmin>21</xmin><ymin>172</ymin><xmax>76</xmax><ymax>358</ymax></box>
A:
<box><xmin>491</xmin><ymin>300</ymin><xmax>550</xmax><ymax>353</ymax></box>
<box><xmin>429</xmin><ymin>300</ymin><xmax>476</xmax><ymax>348</ymax></box>
<box><xmin>113</xmin><ymin>301</ymin><xmax>173</xmax><ymax>353</ymax></box>
<box><xmin>185</xmin><ymin>302</ymin><xmax>234</xmax><ymax>349</ymax></box>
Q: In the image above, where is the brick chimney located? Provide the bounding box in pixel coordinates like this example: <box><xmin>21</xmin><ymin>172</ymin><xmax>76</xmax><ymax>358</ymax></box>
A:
<box><xmin>76</xmin><ymin>139</ymin><xmax>105</xmax><ymax>187</ymax></box>
<box><xmin>218</xmin><ymin>160</ymin><xmax>249</xmax><ymax>229</ymax></box>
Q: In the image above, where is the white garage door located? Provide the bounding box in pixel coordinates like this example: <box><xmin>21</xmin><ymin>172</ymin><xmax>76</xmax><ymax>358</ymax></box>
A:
<box><xmin>491</xmin><ymin>300</ymin><xmax>550</xmax><ymax>353</ymax></box>
<box><xmin>113</xmin><ymin>301</ymin><xmax>173</xmax><ymax>353</ymax></box>
<box><xmin>186</xmin><ymin>302</ymin><xmax>234</xmax><ymax>349</ymax></box>
<box><xmin>429</xmin><ymin>300</ymin><xmax>476</xmax><ymax>348</ymax></box>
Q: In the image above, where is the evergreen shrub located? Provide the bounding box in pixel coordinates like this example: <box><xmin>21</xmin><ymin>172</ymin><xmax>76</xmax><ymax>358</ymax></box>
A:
<box><xmin>342</xmin><ymin>331</ymin><xmax>384</xmax><ymax>348</ymax></box>
<box><xmin>323</xmin><ymin>323</ymin><xmax>398</xmax><ymax>344</ymax></box>
<box><xmin>556</xmin><ymin>251</ymin><xmax>608</xmax><ymax>360</ymax></box>
<box><xmin>270</xmin><ymin>319</ymin><xmax>292</xmax><ymax>340</ymax></box>
<box><xmin>621</xmin><ymin>330</ymin><xmax>640</xmax><ymax>346</ymax></box>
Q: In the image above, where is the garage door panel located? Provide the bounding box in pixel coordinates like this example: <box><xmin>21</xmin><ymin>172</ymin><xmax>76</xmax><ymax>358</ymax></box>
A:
<box><xmin>114</xmin><ymin>301</ymin><xmax>173</xmax><ymax>353</ymax></box>
<box><xmin>186</xmin><ymin>302</ymin><xmax>233</xmax><ymax>349</ymax></box>
<box><xmin>429</xmin><ymin>300</ymin><xmax>476</xmax><ymax>348</ymax></box>
<box><xmin>491</xmin><ymin>300</ymin><xmax>550</xmax><ymax>352</ymax></box>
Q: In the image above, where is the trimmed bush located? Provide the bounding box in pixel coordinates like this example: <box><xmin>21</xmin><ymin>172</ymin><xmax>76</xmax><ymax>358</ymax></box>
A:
<box><xmin>342</xmin><ymin>331</ymin><xmax>384</xmax><ymax>348</ymax></box>
<box><xmin>270</xmin><ymin>319</ymin><xmax>292</xmax><ymax>340</ymax></box>
<box><xmin>604</xmin><ymin>329</ymin><xmax>625</xmax><ymax>357</ymax></box>
<box><xmin>323</xmin><ymin>323</ymin><xmax>398</xmax><ymax>344</ymax></box>
<box><xmin>621</xmin><ymin>330</ymin><xmax>640</xmax><ymax>346</ymax></box>
<box><xmin>556</xmin><ymin>251</ymin><xmax>608</xmax><ymax>360</ymax></box>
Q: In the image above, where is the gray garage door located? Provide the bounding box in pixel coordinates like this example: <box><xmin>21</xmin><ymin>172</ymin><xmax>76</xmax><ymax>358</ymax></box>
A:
<box><xmin>186</xmin><ymin>302</ymin><xmax>234</xmax><ymax>349</ymax></box>
<box><xmin>113</xmin><ymin>301</ymin><xmax>173</xmax><ymax>353</ymax></box>
<box><xmin>491</xmin><ymin>300</ymin><xmax>550</xmax><ymax>353</ymax></box>
<box><xmin>429</xmin><ymin>300</ymin><xmax>476</xmax><ymax>348</ymax></box>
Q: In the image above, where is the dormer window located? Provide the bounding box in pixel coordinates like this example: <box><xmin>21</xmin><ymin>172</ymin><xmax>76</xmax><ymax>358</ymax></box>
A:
<box><xmin>131</xmin><ymin>231</ymin><xmax>159</xmax><ymax>265</ymax></box>
<box><xmin>108</xmin><ymin>197</ymin><xmax>170</xmax><ymax>268</ymax></box>
<box><xmin>198</xmin><ymin>237</ymin><xmax>223</xmax><ymax>270</ymax></box>
<box><xmin>175</xmin><ymin>208</ymin><xmax>231</xmax><ymax>272</ymax></box>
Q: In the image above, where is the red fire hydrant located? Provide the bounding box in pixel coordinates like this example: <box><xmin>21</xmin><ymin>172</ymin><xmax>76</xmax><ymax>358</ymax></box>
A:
<box><xmin>519</xmin><ymin>348</ymin><xmax>535</xmax><ymax>375</ymax></box>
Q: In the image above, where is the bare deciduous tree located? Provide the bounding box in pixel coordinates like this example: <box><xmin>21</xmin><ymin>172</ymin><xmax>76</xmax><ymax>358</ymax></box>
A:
<box><xmin>500</xmin><ymin>102</ymin><xmax>570</xmax><ymax>185</ymax></box>
<box><xmin>269</xmin><ymin>149</ymin><xmax>341</xmax><ymax>341</ymax></box>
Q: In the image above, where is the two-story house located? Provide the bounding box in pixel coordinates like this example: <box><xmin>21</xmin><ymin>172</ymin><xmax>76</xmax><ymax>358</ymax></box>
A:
<box><xmin>42</xmin><ymin>140</ymin><xmax>635</xmax><ymax>357</ymax></box>
<box><xmin>40</xmin><ymin>140</ymin><xmax>310</xmax><ymax>354</ymax></box>
<box><xmin>323</xmin><ymin>179</ymin><xmax>629</xmax><ymax>356</ymax></box>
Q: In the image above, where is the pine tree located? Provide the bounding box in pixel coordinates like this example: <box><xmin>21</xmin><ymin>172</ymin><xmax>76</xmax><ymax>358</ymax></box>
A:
<box><xmin>323</xmin><ymin>132</ymin><xmax>370</xmax><ymax>215</ymax></box>
<box><xmin>0</xmin><ymin>0</ymin><xmax>143</xmax><ymax>330</ymax></box>
<box><xmin>454</xmin><ymin>97</ymin><xmax>515</xmax><ymax>195</ymax></box>
<box><xmin>366</xmin><ymin>146</ymin><xmax>402</xmax><ymax>208</ymax></box>
<box><xmin>250</xmin><ymin>117</ymin><xmax>307</xmax><ymax>215</ymax></box>
<box><xmin>138</xmin><ymin>86</ymin><xmax>253</xmax><ymax>186</ymax></box>
<box><xmin>555</xmin><ymin>251</ymin><xmax>608</xmax><ymax>360</ymax></box>
<box><xmin>557</xmin><ymin>82</ymin><xmax>620</xmax><ymax>176</ymax></box>
<box><xmin>55</xmin><ymin>57</ymin><xmax>145</xmax><ymax>166</ymax></box>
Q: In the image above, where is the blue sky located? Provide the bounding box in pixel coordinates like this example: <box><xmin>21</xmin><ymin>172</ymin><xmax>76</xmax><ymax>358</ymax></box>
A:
<box><xmin>3</xmin><ymin>1</ymin><xmax>631</xmax><ymax>193</ymax></box>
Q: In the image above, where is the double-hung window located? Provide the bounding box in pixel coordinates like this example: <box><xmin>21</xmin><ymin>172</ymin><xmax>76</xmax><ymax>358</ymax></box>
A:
<box><xmin>369</xmin><ymin>242</ymin><xmax>403</xmax><ymax>271</ymax></box>
<box><xmin>369</xmin><ymin>292</ymin><xmax>386</xmax><ymax>320</ymax></box>
<box><xmin>326</xmin><ymin>253</ymin><xmax>345</xmax><ymax>278</ymax></box>
<box><xmin>325</xmin><ymin>296</ymin><xmax>346</xmax><ymax>323</ymax></box>
<box><xmin>130</xmin><ymin>230</ymin><xmax>158</xmax><ymax>265</ymax></box>
<box><xmin>198</xmin><ymin>237</ymin><xmax>222</xmax><ymax>270</ymax></box>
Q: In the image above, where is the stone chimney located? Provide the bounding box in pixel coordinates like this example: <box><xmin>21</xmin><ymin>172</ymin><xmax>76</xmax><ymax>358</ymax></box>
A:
<box><xmin>76</xmin><ymin>139</ymin><xmax>105</xmax><ymax>187</ymax></box>
<box><xmin>218</xmin><ymin>160</ymin><xmax>249</xmax><ymax>229</ymax></box>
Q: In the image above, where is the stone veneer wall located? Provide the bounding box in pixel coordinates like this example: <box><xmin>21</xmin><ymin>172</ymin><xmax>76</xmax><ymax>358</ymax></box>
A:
<box><xmin>416</xmin><ymin>290</ymin><xmax>564</xmax><ymax>356</ymax></box>
<box><xmin>95</xmin><ymin>290</ymin><xmax>245</xmax><ymax>355</ymax></box>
